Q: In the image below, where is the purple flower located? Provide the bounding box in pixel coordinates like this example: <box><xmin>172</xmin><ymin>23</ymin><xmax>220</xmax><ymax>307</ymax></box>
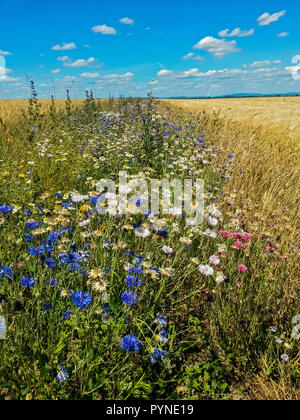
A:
<box><xmin>281</xmin><ymin>354</ymin><xmax>289</xmax><ymax>362</ymax></box>
<box><xmin>239</xmin><ymin>322</ymin><xmax>248</xmax><ymax>331</ymax></box>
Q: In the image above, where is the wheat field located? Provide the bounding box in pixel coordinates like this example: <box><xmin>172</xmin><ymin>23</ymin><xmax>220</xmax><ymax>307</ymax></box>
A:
<box><xmin>164</xmin><ymin>97</ymin><xmax>300</xmax><ymax>141</ymax></box>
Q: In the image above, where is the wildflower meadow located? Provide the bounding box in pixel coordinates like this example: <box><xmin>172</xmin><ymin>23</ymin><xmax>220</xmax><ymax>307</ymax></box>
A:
<box><xmin>0</xmin><ymin>89</ymin><xmax>299</xmax><ymax>401</ymax></box>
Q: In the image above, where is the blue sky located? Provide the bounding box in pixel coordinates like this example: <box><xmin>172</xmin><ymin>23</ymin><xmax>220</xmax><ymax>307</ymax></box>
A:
<box><xmin>0</xmin><ymin>0</ymin><xmax>299</xmax><ymax>98</ymax></box>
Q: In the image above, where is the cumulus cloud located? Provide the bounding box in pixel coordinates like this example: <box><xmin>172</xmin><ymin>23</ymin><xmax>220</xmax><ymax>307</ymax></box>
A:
<box><xmin>218</xmin><ymin>28</ymin><xmax>254</xmax><ymax>37</ymax></box>
<box><xmin>80</xmin><ymin>72</ymin><xmax>100</xmax><ymax>78</ymax></box>
<box><xmin>0</xmin><ymin>49</ymin><xmax>12</xmax><ymax>56</ymax></box>
<box><xmin>51</xmin><ymin>69</ymin><xmax>61</xmax><ymax>74</ymax></box>
<box><xmin>193</xmin><ymin>36</ymin><xmax>241</xmax><ymax>58</ymax></box>
<box><xmin>119</xmin><ymin>17</ymin><xmax>134</xmax><ymax>25</ymax></box>
<box><xmin>52</xmin><ymin>42</ymin><xmax>76</xmax><ymax>51</ymax></box>
<box><xmin>64</xmin><ymin>57</ymin><xmax>96</xmax><ymax>67</ymax></box>
<box><xmin>92</xmin><ymin>25</ymin><xmax>117</xmax><ymax>35</ymax></box>
<box><xmin>182</xmin><ymin>52</ymin><xmax>204</xmax><ymax>61</ymax></box>
<box><xmin>0</xmin><ymin>67</ymin><xmax>12</xmax><ymax>75</ymax></box>
<box><xmin>149</xmin><ymin>80</ymin><xmax>158</xmax><ymax>85</ymax></box>
<box><xmin>257</xmin><ymin>11</ymin><xmax>286</xmax><ymax>26</ymax></box>
<box><xmin>157</xmin><ymin>69</ymin><xmax>173</xmax><ymax>77</ymax></box>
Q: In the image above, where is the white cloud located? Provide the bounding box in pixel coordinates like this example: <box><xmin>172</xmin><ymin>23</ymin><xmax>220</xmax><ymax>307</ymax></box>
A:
<box><xmin>257</xmin><ymin>11</ymin><xmax>286</xmax><ymax>26</ymax></box>
<box><xmin>51</xmin><ymin>69</ymin><xmax>61</xmax><ymax>74</ymax></box>
<box><xmin>119</xmin><ymin>17</ymin><xmax>134</xmax><ymax>25</ymax></box>
<box><xmin>0</xmin><ymin>67</ymin><xmax>12</xmax><ymax>75</ymax></box>
<box><xmin>180</xmin><ymin>68</ymin><xmax>243</xmax><ymax>78</ymax></box>
<box><xmin>92</xmin><ymin>25</ymin><xmax>117</xmax><ymax>35</ymax></box>
<box><xmin>52</xmin><ymin>42</ymin><xmax>76</xmax><ymax>51</ymax></box>
<box><xmin>57</xmin><ymin>56</ymin><xmax>69</xmax><ymax>61</ymax></box>
<box><xmin>0</xmin><ymin>75</ymin><xmax>20</xmax><ymax>82</ymax></box>
<box><xmin>0</xmin><ymin>49</ymin><xmax>12</xmax><ymax>56</ymax></box>
<box><xmin>157</xmin><ymin>69</ymin><xmax>173</xmax><ymax>77</ymax></box>
<box><xmin>218</xmin><ymin>28</ymin><xmax>254</xmax><ymax>37</ymax></box>
<box><xmin>244</xmin><ymin>60</ymin><xmax>283</xmax><ymax>68</ymax></box>
<box><xmin>277</xmin><ymin>32</ymin><xmax>289</xmax><ymax>37</ymax></box>
<box><xmin>103</xmin><ymin>72</ymin><xmax>134</xmax><ymax>79</ymax></box>
<box><xmin>64</xmin><ymin>57</ymin><xmax>96</xmax><ymax>67</ymax></box>
<box><xmin>193</xmin><ymin>36</ymin><xmax>240</xmax><ymax>58</ymax></box>
<box><xmin>149</xmin><ymin>80</ymin><xmax>158</xmax><ymax>85</ymax></box>
<box><xmin>182</xmin><ymin>52</ymin><xmax>204</xmax><ymax>61</ymax></box>
<box><xmin>80</xmin><ymin>72</ymin><xmax>100</xmax><ymax>78</ymax></box>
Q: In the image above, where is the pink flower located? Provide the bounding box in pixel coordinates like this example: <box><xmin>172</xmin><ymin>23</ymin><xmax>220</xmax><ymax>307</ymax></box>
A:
<box><xmin>237</xmin><ymin>264</ymin><xmax>248</xmax><ymax>272</ymax></box>
<box><xmin>239</xmin><ymin>233</ymin><xmax>251</xmax><ymax>241</ymax></box>
<box><xmin>219</xmin><ymin>230</ymin><xmax>233</xmax><ymax>239</ymax></box>
<box><xmin>233</xmin><ymin>241</ymin><xmax>246</xmax><ymax>249</ymax></box>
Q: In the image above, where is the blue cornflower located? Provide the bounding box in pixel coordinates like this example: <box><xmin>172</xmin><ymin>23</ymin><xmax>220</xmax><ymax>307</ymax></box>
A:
<box><xmin>0</xmin><ymin>266</ymin><xmax>12</xmax><ymax>279</ymax></box>
<box><xmin>47</xmin><ymin>278</ymin><xmax>58</xmax><ymax>286</ymax></box>
<box><xmin>46</xmin><ymin>258</ymin><xmax>56</xmax><ymax>269</ymax></box>
<box><xmin>129</xmin><ymin>265</ymin><xmax>143</xmax><ymax>275</ymax></box>
<box><xmin>121</xmin><ymin>291</ymin><xmax>137</xmax><ymax>306</ymax></box>
<box><xmin>57</xmin><ymin>366</ymin><xmax>69</xmax><ymax>382</ymax></box>
<box><xmin>155</xmin><ymin>313</ymin><xmax>168</xmax><ymax>326</ymax></box>
<box><xmin>0</xmin><ymin>205</ymin><xmax>14</xmax><ymax>214</ymax></box>
<box><xmin>21</xmin><ymin>276</ymin><xmax>35</xmax><ymax>288</ymax></box>
<box><xmin>126</xmin><ymin>275</ymin><xmax>142</xmax><ymax>288</ymax></box>
<box><xmin>71</xmin><ymin>291</ymin><xmax>92</xmax><ymax>309</ymax></box>
<box><xmin>24</xmin><ymin>209</ymin><xmax>32</xmax><ymax>217</ymax></box>
<box><xmin>25</xmin><ymin>233</ymin><xmax>32</xmax><ymax>243</ymax></box>
<box><xmin>159</xmin><ymin>328</ymin><xmax>169</xmax><ymax>343</ymax></box>
<box><xmin>157</xmin><ymin>229</ymin><xmax>168</xmax><ymax>238</ymax></box>
<box><xmin>228</xmin><ymin>154</ymin><xmax>234</xmax><ymax>158</ymax></box>
<box><xmin>26</xmin><ymin>221</ymin><xmax>42</xmax><ymax>230</ymax></box>
<box><xmin>29</xmin><ymin>246</ymin><xmax>40</xmax><ymax>256</ymax></box>
<box><xmin>150</xmin><ymin>348</ymin><xmax>168</xmax><ymax>364</ymax></box>
<box><xmin>43</xmin><ymin>302</ymin><xmax>52</xmax><ymax>312</ymax></box>
<box><xmin>60</xmin><ymin>309</ymin><xmax>74</xmax><ymax>320</ymax></box>
<box><xmin>120</xmin><ymin>335</ymin><xmax>141</xmax><ymax>352</ymax></box>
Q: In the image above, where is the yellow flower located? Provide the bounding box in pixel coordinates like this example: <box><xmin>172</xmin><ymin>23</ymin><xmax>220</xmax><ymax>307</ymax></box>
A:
<box><xmin>18</xmin><ymin>173</ymin><xmax>25</xmax><ymax>179</ymax></box>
